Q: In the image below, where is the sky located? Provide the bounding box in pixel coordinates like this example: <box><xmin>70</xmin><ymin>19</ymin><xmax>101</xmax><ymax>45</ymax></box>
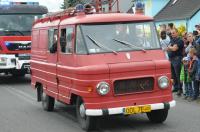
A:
<box><xmin>1</xmin><ymin>0</ymin><xmax>63</xmax><ymax>12</ymax></box>
<box><xmin>38</xmin><ymin>0</ymin><xmax>63</xmax><ymax>12</ymax></box>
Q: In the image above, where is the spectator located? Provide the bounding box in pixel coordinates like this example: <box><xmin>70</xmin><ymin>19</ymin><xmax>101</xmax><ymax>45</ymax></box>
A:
<box><xmin>166</xmin><ymin>28</ymin><xmax>184</xmax><ymax>96</ymax></box>
<box><xmin>182</xmin><ymin>32</ymin><xmax>188</xmax><ymax>45</ymax></box>
<box><xmin>182</xmin><ymin>32</ymin><xmax>188</xmax><ymax>56</ymax></box>
<box><xmin>188</xmin><ymin>48</ymin><xmax>199</xmax><ymax>101</ymax></box>
<box><xmin>186</xmin><ymin>32</ymin><xmax>200</xmax><ymax>59</ymax></box>
<box><xmin>180</xmin><ymin>57</ymin><xmax>192</xmax><ymax>99</ymax></box>
<box><xmin>160</xmin><ymin>30</ymin><xmax>170</xmax><ymax>50</ymax></box>
<box><xmin>166</xmin><ymin>23</ymin><xmax>174</xmax><ymax>39</ymax></box>
<box><xmin>159</xmin><ymin>24</ymin><xmax>167</xmax><ymax>32</ymax></box>
<box><xmin>185</xmin><ymin>33</ymin><xmax>195</xmax><ymax>56</ymax></box>
<box><xmin>194</xmin><ymin>24</ymin><xmax>200</xmax><ymax>42</ymax></box>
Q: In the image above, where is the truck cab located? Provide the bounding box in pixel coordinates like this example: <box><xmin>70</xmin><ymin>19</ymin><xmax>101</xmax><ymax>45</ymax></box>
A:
<box><xmin>31</xmin><ymin>1</ymin><xmax>175</xmax><ymax>131</ymax></box>
<box><xmin>0</xmin><ymin>1</ymin><xmax>48</xmax><ymax>76</ymax></box>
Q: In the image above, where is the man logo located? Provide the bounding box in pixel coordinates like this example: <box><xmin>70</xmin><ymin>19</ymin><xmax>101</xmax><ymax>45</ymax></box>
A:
<box><xmin>126</xmin><ymin>53</ymin><xmax>131</xmax><ymax>60</ymax></box>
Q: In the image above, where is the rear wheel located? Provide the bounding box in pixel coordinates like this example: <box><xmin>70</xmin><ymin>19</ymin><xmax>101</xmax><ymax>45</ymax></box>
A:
<box><xmin>147</xmin><ymin>109</ymin><xmax>168</xmax><ymax>123</ymax></box>
<box><xmin>76</xmin><ymin>97</ymin><xmax>97</xmax><ymax>131</ymax></box>
<box><xmin>42</xmin><ymin>89</ymin><xmax>55</xmax><ymax>111</ymax></box>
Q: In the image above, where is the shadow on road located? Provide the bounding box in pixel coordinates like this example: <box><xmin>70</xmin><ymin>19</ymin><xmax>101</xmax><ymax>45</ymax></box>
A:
<box><xmin>0</xmin><ymin>74</ymin><xmax>31</xmax><ymax>85</ymax></box>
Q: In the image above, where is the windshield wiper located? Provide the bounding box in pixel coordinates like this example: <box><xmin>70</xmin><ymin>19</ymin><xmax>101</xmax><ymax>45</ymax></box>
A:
<box><xmin>113</xmin><ymin>38</ymin><xmax>146</xmax><ymax>52</ymax></box>
<box><xmin>86</xmin><ymin>35</ymin><xmax>118</xmax><ymax>55</ymax></box>
<box><xmin>12</xmin><ymin>31</ymin><xmax>25</xmax><ymax>36</ymax></box>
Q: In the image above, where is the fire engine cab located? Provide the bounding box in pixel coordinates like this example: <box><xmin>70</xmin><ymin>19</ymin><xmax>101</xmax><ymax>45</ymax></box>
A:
<box><xmin>31</xmin><ymin>0</ymin><xmax>176</xmax><ymax>131</ymax></box>
<box><xmin>0</xmin><ymin>1</ymin><xmax>48</xmax><ymax>76</ymax></box>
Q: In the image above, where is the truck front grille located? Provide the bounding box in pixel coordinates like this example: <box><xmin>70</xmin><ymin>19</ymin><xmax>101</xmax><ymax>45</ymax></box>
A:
<box><xmin>114</xmin><ymin>77</ymin><xmax>154</xmax><ymax>95</ymax></box>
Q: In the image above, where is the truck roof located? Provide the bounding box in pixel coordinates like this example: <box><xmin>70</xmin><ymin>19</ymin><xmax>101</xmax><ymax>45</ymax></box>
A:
<box><xmin>60</xmin><ymin>13</ymin><xmax>153</xmax><ymax>25</ymax></box>
<box><xmin>0</xmin><ymin>5</ymin><xmax>48</xmax><ymax>14</ymax></box>
<box><xmin>33</xmin><ymin>13</ymin><xmax>153</xmax><ymax>28</ymax></box>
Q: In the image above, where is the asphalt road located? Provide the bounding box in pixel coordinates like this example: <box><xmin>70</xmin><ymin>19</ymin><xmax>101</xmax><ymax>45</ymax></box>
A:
<box><xmin>0</xmin><ymin>75</ymin><xmax>200</xmax><ymax>132</ymax></box>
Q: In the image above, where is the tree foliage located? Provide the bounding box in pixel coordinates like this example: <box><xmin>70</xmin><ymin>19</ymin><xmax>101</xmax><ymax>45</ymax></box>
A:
<box><xmin>61</xmin><ymin>0</ymin><xmax>85</xmax><ymax>9</ymax></box>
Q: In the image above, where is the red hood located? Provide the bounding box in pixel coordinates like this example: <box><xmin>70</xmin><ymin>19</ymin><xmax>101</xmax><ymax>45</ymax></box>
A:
<box><xmin>74</xmin><ymin>50</ymin><xmax>170</xmax><ymax>75</ymax></box>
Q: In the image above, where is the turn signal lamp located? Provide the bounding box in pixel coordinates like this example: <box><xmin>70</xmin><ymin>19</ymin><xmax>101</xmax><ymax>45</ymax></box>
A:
<box><xmin>87</xmin><ymin>87</ymin><xmax>93</xmax><ymax>92</ymax></box>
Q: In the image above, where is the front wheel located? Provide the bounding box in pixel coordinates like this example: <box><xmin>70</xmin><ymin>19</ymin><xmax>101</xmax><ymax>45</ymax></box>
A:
<box><xmin>76</xmin><ymin>97</ymin><xmax>97</xmax><ymax>131</ymax></box>
<box><xmin>42</xmin><ymin>89</ymin><xmax>55</xmax><ymax>111</ymax></box>
<box><xmin>147</xmin><ymin>109</ymin><xmax>168</xmax><ymax>123</ymax></box>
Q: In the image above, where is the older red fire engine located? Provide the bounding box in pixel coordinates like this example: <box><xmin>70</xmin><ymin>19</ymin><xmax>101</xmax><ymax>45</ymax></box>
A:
<box><xmin>31</xmin><ymin>0</ymin><xmax>175</xmax><ymax>131</ymax></box>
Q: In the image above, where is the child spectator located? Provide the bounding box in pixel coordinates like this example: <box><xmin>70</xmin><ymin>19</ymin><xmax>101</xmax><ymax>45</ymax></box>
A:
<box><xmin>180</xmin><ymin>57</ymin><xmax>191</xmax><ymax>99</ymax></box>
<box><xmin>188</xmin><ymin>48</ymin><xmax>199</xmax><ymax>101</ymax></box>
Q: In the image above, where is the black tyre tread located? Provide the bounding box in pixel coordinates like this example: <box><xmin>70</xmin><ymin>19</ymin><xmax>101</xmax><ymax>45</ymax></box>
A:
<box><xmin>42</xmin><ymin>91</ymin><xmax>55</xmax><ymax>112</ymax></box>
<box><xmin>147</xmin><ymin>109</ymin><xmax>168</xmax><ymax>123</ymax></box>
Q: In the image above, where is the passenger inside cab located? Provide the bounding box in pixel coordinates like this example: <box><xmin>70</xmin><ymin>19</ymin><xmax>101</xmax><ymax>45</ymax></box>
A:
<box><xmin>49</xmin><ymin>29</ymin><xmax>58</xmax><ymax>53</ymax></box>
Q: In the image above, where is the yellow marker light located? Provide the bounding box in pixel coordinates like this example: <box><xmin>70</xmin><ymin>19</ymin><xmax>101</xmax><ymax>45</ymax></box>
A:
<box><xmin>87</xmin><ymin>87</ymin><xmax>93</xmax><ymax>92</ymax></box>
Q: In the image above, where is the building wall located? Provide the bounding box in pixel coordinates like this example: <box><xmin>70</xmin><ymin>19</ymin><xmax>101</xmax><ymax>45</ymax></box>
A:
<box><xmin>83</xmin><ymin>0</ymin><xmax>169</xmax><ymax>15</ymax></box>
<box><xmin>102</xmin><ymin>0</ymin><xmax>169</xmax><ymax>14</ymax></box>
<box><xmin>188</xmin><ymin>10</ymin><xmax>200</xmax><ymax>32</ymax></box>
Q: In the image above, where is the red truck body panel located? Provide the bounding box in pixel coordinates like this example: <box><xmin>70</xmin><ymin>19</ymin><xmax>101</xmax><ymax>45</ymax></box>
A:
<box><xmin>31</xmin><ymin>13</ymin><xmax>174</xmax><ymax>110</ymax></box>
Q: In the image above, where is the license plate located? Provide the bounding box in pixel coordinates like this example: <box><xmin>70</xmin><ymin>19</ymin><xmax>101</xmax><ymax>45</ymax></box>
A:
<box><xmin>124</xmin><ymin>105</ymin><xmax>151</xmax><ymax>115</ymax></box>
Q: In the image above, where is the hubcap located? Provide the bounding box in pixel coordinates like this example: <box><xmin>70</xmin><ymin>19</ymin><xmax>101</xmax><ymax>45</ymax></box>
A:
<box><xmin>79</xmin><ymin>103</ymin><xmax>86</xmax><ymax>118</ymax></box>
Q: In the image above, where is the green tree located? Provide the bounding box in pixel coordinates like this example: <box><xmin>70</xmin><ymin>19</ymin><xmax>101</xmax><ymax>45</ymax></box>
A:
<box><xmin>61</xmin><ymin>0</ymin><xmax>85</xmax><ymax>9</ymax></box>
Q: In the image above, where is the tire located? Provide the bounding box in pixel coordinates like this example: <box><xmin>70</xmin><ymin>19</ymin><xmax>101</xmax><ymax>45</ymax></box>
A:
<box><xmin>147</xmin><ymin>109</ymin><xmax>168</xmax><ymax>123</ymax></box>
<box><xmin>76</xmin><ymin>97</ymin><xmax>97</xmax><ymax>131</ymax></box>
<box><xmin>42</xmin><ymin>89</ymin><xmax>55</xmax><ymax>111</ymax></box>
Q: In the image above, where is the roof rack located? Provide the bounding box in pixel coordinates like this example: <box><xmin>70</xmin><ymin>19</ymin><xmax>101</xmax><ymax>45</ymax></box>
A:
<box><xmin>33</xmin><ymin>0</ymin><xmax>120</xmax><ymax>25</ymax></box>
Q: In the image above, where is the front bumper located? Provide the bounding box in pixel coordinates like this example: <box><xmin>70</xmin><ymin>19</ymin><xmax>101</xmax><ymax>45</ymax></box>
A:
<box><xmin>86</xmin><ymin>100</ymin><xmax>176</xmax><ymax>116</ymax></box>
<box><xmin>16</xmin><ymin>59</ymin><xmax>30</xmax><ymax>70</ymax></box>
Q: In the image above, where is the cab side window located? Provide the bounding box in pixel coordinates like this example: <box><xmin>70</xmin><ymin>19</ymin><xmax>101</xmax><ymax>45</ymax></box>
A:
<box><xmin>60</xmin><ymin>27</ymin><xmax>73</xmax><ymax>54</ymax></box>
<box><xmin>48</xmin><ymin>29</ymin><xmax>58</xmax><ymax>53</ymax></box>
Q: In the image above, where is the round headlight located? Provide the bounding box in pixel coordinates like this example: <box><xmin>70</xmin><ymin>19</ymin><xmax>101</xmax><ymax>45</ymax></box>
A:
<box><xmin>96</xmin><ymin>82</ymin><xmax>110</xmax><ymax>95</ymax></box>
<box><xmin>158</xmin><ymin>76</ymin><xmax>169</xmax><ymax>89</ymax></box>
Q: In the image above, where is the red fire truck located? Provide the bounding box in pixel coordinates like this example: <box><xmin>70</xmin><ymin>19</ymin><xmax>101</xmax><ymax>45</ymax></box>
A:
<box><xmin>0</xmin><ymin>1</ymin><xmax>48</xmax><ymax>76</ymax></box>
<box><xmin>31</xmin><ymin>0</ymin><xmax>175</xmax><ymax>131</ymax></box>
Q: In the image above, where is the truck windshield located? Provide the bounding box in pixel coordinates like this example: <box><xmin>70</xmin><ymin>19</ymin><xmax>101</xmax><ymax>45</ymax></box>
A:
<box><xmin>76</xmin><ymin>22</ymin><xmax>160</xmax><ymax>54</ymax></box>
<box><xmin>0</xmin><ymin>14</ymin><xmax>42</xmax><ymax>36</ymax></box>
